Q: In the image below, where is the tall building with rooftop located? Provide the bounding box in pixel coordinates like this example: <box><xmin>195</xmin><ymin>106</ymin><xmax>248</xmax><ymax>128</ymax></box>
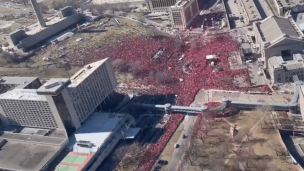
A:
<box><xmin>146</xmin><ymin>0</ymin><xmax>179</xmax><ymax>12</ymax></box>
<box><xmin>0</xmin><ymin>58</ymin><xmax>117</xmax><ymax>133</ymax></box>
<box><xmin>168</xmin><ymin>0</ymin><xmax>199</xmax><ymax>30</ymax></box>
<box><xmin>67</xmin><ymin>58</ymin><xmax>117</xmax><ymax>123</ymax></box>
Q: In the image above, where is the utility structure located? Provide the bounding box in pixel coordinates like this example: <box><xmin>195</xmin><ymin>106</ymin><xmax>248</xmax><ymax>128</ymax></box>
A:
<box><xmin>30</xmin><ymin>0</ymin><xmax>46</xmax><ymax>27</ymax></box>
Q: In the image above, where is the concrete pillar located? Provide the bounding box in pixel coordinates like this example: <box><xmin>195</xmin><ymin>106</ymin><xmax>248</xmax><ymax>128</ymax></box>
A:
<box><xmin>30</xmin><ymin>0</ymin><xmax>46</xmax><ymax>27</ymax></box>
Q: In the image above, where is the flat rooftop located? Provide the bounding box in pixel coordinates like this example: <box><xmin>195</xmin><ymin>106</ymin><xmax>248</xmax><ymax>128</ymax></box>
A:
<box><xmin>268</xmin><ymin>55</ymin><xmax>304</xmax><ymax>70</ymax></box>
<box><xmin>69</xmin><ymin>58</ymin><xmax>108</xmax><ymax>88</ymax></box>
<box><xmin>0</xmin><ymin>89</ymin><xmax>46</xmax><ymax>101</ymax></box>
<box><xmin>37</xmin><ymin>78</ymin><xmax>70</xmax><ymax>95</ymax></box>
<box><xmin>275</xmin><ymin>0</ymin><xmax>304</xmax><ymax>8</ymax></box>
<box><xmin>256</xmin><ymin>16</ymin><xmax>302</xmax><ymax>43</ymax></box>
<box><xmin>68</xmin><ymin>112</ymin><xmax>125</xmax><ymax>154</ymax></box>
<box><xmin>239</xmin><ymin>0</ymin><xmax>261</xmax><ymax>21</ymax></box>
<box><xmin>0</xmin><ymin>76</ymin><xmax>38</xmax><ymax>90</ymax></box>
<box><xmin>0</xmin><ymin>140</ymin><xmax>61</xmax><ymax>171</ymax></box>
<box><xmin>0</xmin><ymin>128</ymin><xmax>67</xmax><ymax>171</ymax></box>
<box><xmin>194</xmin><ymin>89</ymin><xmax>294</xmax><ymax>105</ymax></box>
<box><xmin>26</xmin><ymin>17</ymin><xmax>65</xmax><ymax>35</ymax></box>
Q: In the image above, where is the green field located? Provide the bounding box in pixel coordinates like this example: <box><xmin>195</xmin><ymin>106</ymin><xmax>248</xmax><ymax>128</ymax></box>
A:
<box><xmin>56</xmin><ymin>165</ymin><xmax>78</xmax><ymax>171</ymax></box>
<box><xmin>62</xmin><ymin>154</ymin><xmax>87</xmax><ymax>165</ymax></box>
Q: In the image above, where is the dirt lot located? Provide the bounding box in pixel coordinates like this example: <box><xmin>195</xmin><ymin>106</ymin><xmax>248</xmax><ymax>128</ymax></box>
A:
<box><xmin>168</xmin><ymin>110</ymin><xmax>299</xmax><ymax>171</ymax></box>
<box><xmin>0</xmin><ymin>6</ymin><xmax>17</xmax><ymax>14</ymax></box>
<box><xmin>0</xmin><ymin>17</ymin><xmax>149</xmax><ymax>79</ymax></box>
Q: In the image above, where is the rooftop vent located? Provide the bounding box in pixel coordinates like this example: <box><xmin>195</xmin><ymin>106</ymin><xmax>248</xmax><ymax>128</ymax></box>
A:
<box><xmin>86</xmin><ymin>65</ymin><xmax>92</xmax><ymax>69</ymax></box>
<box><xmin>77</xmin><ymin>140</ymin><xmax>92</xmax><ymax>148</ymax></box>
<box><xmin>44</xmin><ymin>82</ymin><xmax>60</xmax><ymax>89</ymax></box>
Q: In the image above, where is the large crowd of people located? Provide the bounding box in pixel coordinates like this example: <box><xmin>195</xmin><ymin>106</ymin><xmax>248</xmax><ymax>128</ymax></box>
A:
<box><xmin>134</xmin><ymin>114</ymin><xmax>184</xmax><ymax>171</ymax></box>
<box><xmin>66</xmin><ymin>34</ymin><xmax>250</xmax><ymax>106</ymax></box>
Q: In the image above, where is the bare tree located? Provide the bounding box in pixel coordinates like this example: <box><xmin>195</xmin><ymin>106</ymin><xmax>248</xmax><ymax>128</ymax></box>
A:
<box><xmin>87</xmin><ymin>4</ymin><xmax>106</xmax><ymax>16</ymax></box>
<box><xmin>238</xmin><ymin>151</ymin><xmax>251</xmax><ymax>168</ymax></box>
<box><xmin>115</xmin><ymin>145</ymin><xmax>129</xmax><ymax>160</ymax></box>
<box><xmin>231</xmin><ymin>155</ymin><xmax>240</xmax><ymax>170</ymax></box>
<box><xmin>174</xmin><ymin>38</ymin><xmax>184</xmax><ymax>52</ymax></box>
<box><xmin>209</xmin><ymin>155</ymin><xmax>226</xmax><ymax>171</ymax></box>
<box><xmin>112</xmin><ymin>59</ymin><xmax>128</xmax><ymax>72</ymax></box>
<box><xmin>244</xmin><ymin>128</ymin><xmax>252</xmax><ymax>142</ymax></box>
<box><xmin>256</xmin><ymin>105</ymin><xmax>272</xmax><ymax>115</ymax></box>
<box><xmin>38</xmin><ymin>3</ymin><xmax>49</xmax><ymax>13</ymax></box>
<box><xmin>129</xmin><ymin>61</ymin><xmax>141</xmax><ymax>77</ymax></box>
<box><xmin>254</xmin><ymin>160</ymin><xmax>269</xmax><ymax>171</ymax></box>
<box><xmin>154</xmin><ymin>71</ymin><xmax>175</xmax><ymax>84</ymax></box>
<box><xmin>190</xmin><ymin>38</ymin><xmax>198</xmax><ymax>50</ymax></box>
<box><xmin>217</xmin><ymin>77</ymin><xmax>234</xmax><ymax>89</ymax></box>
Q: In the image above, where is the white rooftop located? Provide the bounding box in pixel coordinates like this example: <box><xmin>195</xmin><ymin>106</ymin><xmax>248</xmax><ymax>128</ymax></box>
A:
<box><xmin>69</xmin><ymin>58</ymin><xmax>108</xmax><ymax>88</ymax></box>
<box><xmin>268</xmin><ymin>54</ymin><xmax>304</xmax><ymax>70</ymax></box>
<box><xmin>0</xmin><ymin>77</ymin><xmax>38</xmax><ymax>89</ymax></box>
<box><xmin>68</xmin><ymin>112</ymin><xmax>125</xmax><ymax>154</ymax></box>
<box><xmin>37</xmin><ymin>78</ymin><xmax>70</xmax><ymax>95</ymax></box>
<box><xmin>0</xmin><ymin>89</ymin><xmax>47</xmax><ymax>101</ymax></box>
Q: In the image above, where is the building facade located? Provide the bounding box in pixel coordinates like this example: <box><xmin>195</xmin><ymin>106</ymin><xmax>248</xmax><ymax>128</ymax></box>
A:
<box><xmin>68</xmin><ymin>58</ymin><xmax>117</xmax><ymax>123</ymax></box>
<box><xmin>0</xmin><ymin>58</ymin><xmax>117</xmax><ymax>132</ymax></box>
<box><xmin>272</xmin><ymin>0</ymin><xmax>304</xmax><ymax>16</ymax></box>
<box><xmin>268</xmin><ymin>54</ymin><xmax>304</xmax><ymax>83</ymax></box>
<box><xmin>168</xmin><ymin>0</ymin><xmax>199</xmax><ymax>30</ymax></box>
<box><xmin>147</xmin><ymin>0</ymin><xmax>178</xmax><ymax>12</ymax></box>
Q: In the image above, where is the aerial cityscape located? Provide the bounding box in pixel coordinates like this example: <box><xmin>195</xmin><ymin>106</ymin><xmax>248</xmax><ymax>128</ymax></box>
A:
<box><xmin>1</xmin><ymin>0</ymin><xmax>304</xmax><ymax>170</ymax></box>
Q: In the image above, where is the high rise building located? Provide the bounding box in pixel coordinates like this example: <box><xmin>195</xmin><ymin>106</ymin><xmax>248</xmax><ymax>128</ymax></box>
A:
<box><xmin>146</xmin><ymin>0</ymin><xmax>179</xmax><ymax>12</ymax></box>
<box><xmin>0</xmin><ymin>58</ymin><xmax>117</xmax><ymax>132</ymax></box>
<box><xmin>168</xmin><ymin>0</ymin><xmax>199</xmax><ymax>30</ymax></box>
<box><xmin>67</xmin><ymin>58</ymin><xmax>118</xmax><ymax>123</ymax></box>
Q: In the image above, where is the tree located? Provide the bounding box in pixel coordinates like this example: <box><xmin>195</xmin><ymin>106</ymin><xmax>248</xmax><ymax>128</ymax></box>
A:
<box><xmin>254</xmin><ymin>160</ymin><xmax>269</xmax><ymax>171</ymax></box>
<box><xmin>112</xmin><ymin>59</ymin><xmax>129</xmax><ymax>72</ymax></box>
<box><xmin>129</xmin><ymin>61</ymin><xmax>141</xmax><ymax>77</ymax></box>
<box><xmin>209</xmin><ymin>156</ymin><xmax>226</xmax><ymax>171</ymax></box>
<box><xmin>217</xmin><ymin>77</ymin><xmax>234</xmax><ymax>89</ymax></box>
<box><xmin>238</xmin><ymin>151</ymin><xmax>251</xmax><ymax>168</ymax></box>
<box><xmin>115</xmin><ymin>145</ymin><xmax>129</xmax><ymax>160</ymax></box>
<box><xmin>190</xmin><ymin>38</ymin><xmax>198</xmax><ymax>50</ymax></box>
<box><xmin>174</xmin><ymin>38</ymin><xmax>184</xmax><ymax>52</ymax></box>
<box><xmin>154</xmin><ymin>72</ymin><xmax>175</xmax><ymax>84</ymax></box>
<box><xmin>38</xmin><ymin>3</ymin><xmax>49</xmax><ymax>13</ymax></box>
<box><xmin>256</xmin><ymin>105</ymin><xmax>272</xmax><ymax>115</ymax></box>
<box><xmin>244</xmin><ymin>128</ymin><xmax>252</xmax><ymax>142</ymax></box>
<box><xmin>87</xmin><ymin>4</ymin><xmax>106</xmax><ymax>16</ymax></box>
<box><xmin>231</xmin><ymin>155</ymin><xmax>240</xmax><ymax>170</ymax></box>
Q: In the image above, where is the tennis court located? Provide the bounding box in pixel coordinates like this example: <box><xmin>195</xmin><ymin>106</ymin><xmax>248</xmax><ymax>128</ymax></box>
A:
<box><xmin>56</xmin><ymin>165</ymin><xmax>78</xmax><ymax>171</ymax></box>
<box><xmin>62</xmin><ymin>154</ymin><xmax>88</xmax><ymax>165</ymax></box>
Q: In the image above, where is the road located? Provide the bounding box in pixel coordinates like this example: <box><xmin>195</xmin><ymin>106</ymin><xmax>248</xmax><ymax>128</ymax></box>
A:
<box><xmin>166</xmin><ymin>115</ymin><xmax>196</xmax><ymax>171</ymax></box>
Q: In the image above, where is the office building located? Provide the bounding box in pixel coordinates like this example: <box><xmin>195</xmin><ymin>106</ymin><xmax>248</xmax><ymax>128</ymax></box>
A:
<box><xmin>67</xmin><ymin>58</ymin><xmax>117</xmax><ymax>123</ymax></box>
<box><xmin>268</xmin><ymin>54</ymin><xmax>304</xmax><ymax>83</ymax></box>
<box><xmin>146</xmin><ymin>0</ymin><xmax>179</xmax><ymax>12</ymax></box>
<box><xmin>253</xmin><ymin>16</ymin><xmax>304</xmax><ymax>70</ymax></box>
<box><xmin>0</xmin><ymin>58</ymin><xmax>117</xmax><ymax>132</ymax></box>
<box><xmin>272</xmin><ymin>0</ymin><xmax>304</xmax><ymax>16</ymax></box>
<box><xmin>236</xmin><ymin>0</ymin><xmax>262</xmax><ymax>25</ymax></box>
<box><xmin>168</xmin><ymin>0</ymin><xmax>199</xmax><ymax>30</ymax></box>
